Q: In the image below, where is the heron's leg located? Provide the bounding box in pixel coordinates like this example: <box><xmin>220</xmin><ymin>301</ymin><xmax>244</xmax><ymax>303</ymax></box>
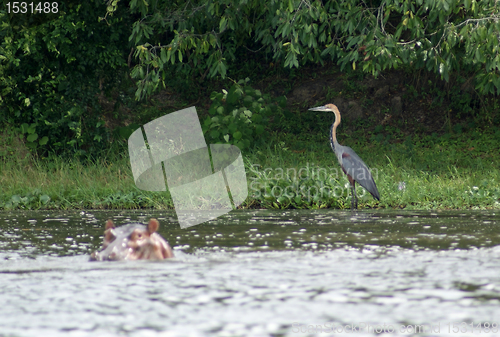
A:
<box><xmin>351</xmin><ymin>186</ymin><xmax>354</xmax><ymax>210</ymax></box>
<box><xmin>347</xmin><ymin>175</ymin><xmax>357</xmax><ymax>210</ymax></box>
<box><xmin>351</xmin><ymin>185</ymin><xmax>358</xmax><ymax>209</ymax></box>
<box><xmin>354</xmin><ymin>185</ymin><xmax>358</xmax><ymax>209</ymax></box>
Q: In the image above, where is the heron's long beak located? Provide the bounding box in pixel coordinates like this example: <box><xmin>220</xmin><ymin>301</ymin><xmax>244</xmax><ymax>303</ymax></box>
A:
<box><xmin>308</xmin><ymin>106</ymin><xmax>331</xmax><ymax>112</ymax></box>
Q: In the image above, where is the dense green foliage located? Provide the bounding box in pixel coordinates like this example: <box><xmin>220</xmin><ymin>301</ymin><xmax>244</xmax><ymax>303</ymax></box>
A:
<box><xmin>203</xmin><ymin>78</ymin><xmax>285</xmax><ymax>150</ymax></box>
<box><xmin>2</xmin><ymin>0</ymin><xmax>500</xmax><ymax>160</ymax></box>
<box><xmin>0</xmin><ymin>1</ymin><xmax>130</xmax><ymax>156</ymax></box>
<box><xmin>106</xmin><ymin>0</ymin><xmax>500</xmax><ymax>100</ymax></box>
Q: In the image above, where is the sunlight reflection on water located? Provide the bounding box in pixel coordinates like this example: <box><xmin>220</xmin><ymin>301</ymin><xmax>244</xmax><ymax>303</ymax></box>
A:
<box><xmin>1</xmin><ymin>210</ymin><xmax>500</xmax><ymax>336</ymax></box>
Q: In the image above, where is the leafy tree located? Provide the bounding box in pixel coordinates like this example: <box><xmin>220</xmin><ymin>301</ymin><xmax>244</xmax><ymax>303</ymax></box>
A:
<box><xmin>0</xmin><ymin>1</ymin><xmax>131</xmax><ymax>155</ymax></box>
<box><xmin>105</xmin><ymin>0</ymin><xmax>500</xmax><ymax>98</ymax></box>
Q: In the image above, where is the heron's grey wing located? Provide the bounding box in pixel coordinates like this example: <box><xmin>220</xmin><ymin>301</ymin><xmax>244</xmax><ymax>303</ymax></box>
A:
<box><xmin>340</xmin><ymin>146</ymin><xmax>380</xmax><ymax>200</ymax></box>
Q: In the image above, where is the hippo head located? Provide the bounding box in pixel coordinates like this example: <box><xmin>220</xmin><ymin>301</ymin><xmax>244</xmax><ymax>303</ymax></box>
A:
<box><xmin>90</xmin><ymin>218</ymin><xmax>174</xmax><ymax>261</ymax></box>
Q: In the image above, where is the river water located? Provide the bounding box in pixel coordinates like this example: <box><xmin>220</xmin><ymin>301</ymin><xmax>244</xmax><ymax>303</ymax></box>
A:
<box><xmin>1</xmin><ymin>210</ymin><xmax>500</xmax><ymax>337</ymax></box>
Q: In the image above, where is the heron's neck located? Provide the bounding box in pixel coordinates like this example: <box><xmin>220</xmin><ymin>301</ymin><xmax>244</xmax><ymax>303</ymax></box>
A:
<box><xmin>330</xmin><ymin>108</ymin><xmax>341</xmax><ymax>150</ymax></box>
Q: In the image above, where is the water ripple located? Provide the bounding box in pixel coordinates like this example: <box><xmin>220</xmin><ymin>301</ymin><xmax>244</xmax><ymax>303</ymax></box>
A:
<box><xmin>0</xmin><ymin>210</ymin><xmax>500</xmax><ymax>336</ymax></box>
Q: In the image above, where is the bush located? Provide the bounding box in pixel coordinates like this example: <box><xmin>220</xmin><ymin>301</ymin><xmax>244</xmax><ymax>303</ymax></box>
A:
<box><xmin>0</xmin><ymin>1</ymin><xmax>131</xmax><ymax>157</ymax></box>
<box><xmin>202</xmin><ymin>79</ymin><xmax>283</xmax><ymax>150</ymax></box>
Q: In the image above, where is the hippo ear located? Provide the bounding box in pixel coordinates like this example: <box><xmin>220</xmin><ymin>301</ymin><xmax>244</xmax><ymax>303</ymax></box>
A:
<box><xmin>105</xmin><ymin>219</ymin><xmax>115</xmax><ymax>230</ymax></box>
<box><xmin>148</xmin><ymin>218</ymin><xmax>160</xmax><ymax>233</ymax></box>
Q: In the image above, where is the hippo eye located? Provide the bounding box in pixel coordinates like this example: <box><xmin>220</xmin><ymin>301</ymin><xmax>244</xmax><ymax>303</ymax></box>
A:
<box><xmin>130</xmin><ymin>230</ymin><xmax>143</xmax><ymax>240</ymax></box>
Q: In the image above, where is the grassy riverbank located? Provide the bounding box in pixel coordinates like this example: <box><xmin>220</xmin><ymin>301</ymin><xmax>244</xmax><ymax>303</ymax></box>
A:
<box><xmin>2</xmin><ymin>64</ymin><xmax>500</xmax><ymax>211</ymax></box>
<box><xmin>1</xmin><ymin>125</ymin><xmax>499</xmax><ymax>210</ymax></box>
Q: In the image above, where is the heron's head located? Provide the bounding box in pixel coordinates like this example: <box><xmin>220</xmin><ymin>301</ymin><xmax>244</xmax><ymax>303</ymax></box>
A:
<box><xmin>308</xmin><ymin>104</ymin><xmax>338</xmax><ymax>112</ymax></box>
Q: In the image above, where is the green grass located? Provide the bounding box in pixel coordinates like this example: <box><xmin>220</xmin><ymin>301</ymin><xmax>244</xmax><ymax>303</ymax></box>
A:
<box><xmin>1</xmin><ymin>127</ymin><xmax>499</xmax><ymax>210</ymax></box>
<box><xmin>244</xmin><ymin>121</ymin><xmax>500</xmax><ymax>210</ymax></box>
<box><xmin>0</xmin><ymin>152</ymin><xmax>174</xmax><ymax>210</ymax></box>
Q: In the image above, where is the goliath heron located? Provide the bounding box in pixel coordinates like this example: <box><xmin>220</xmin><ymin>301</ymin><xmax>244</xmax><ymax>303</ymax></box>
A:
<box><xmin>309</xmin><ymin>104</ymin><xmax>380</xmax><ymax>209</ymax></box>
